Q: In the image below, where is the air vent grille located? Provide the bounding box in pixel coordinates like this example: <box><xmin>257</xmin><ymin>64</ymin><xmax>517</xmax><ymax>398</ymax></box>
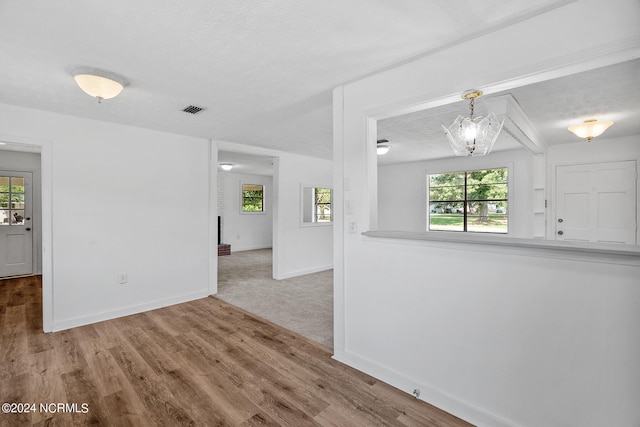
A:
<box><xmin>181</xmin><ymin>105</ymin><xmax>206</xmax><ymax>115</ymax></box>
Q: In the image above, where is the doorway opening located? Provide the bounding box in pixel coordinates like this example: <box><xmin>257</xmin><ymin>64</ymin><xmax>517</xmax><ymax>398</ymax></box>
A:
<box><xmin>0</xmin><ymin>138</ymin><xmax>49</xmax><ymax>332</ymax></box>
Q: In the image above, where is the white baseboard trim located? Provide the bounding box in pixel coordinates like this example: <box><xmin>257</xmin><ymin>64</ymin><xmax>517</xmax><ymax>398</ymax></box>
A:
<box><xmin>275</xmin><ymin>264</ymin><xmax>333</xmax><ymax>280</ymax></box>
<box><xmin>51</xmin><ymin>290</ymin><xmax>211</xmax><ymax>332</ymax></box>
<box><xmin>333</xmin><ymin>350</ymin><xmax>519</xmax><ymax>427</ymax></box>
<box><xmin>230</xmin><ymin>245</ymin><xmax>272</xmax><ymax>252</ymax></box>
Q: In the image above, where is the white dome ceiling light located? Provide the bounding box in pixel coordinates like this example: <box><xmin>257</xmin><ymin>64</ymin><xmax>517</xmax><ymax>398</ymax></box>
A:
<box><xmin>71</xmin><ymin>67</ymin><xmax>127</xmax><ymax>103</ymax></box>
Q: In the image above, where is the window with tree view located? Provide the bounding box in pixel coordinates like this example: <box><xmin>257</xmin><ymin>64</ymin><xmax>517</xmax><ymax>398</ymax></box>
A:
<box><xmin>428</xmin><ymin>167</ymin><xmax>508</xmax><ymax>233</ymax></box>
<box><xmin>242</xmin><ymin>183</ymin><xmax>264</xmax><ymax>212</ymax></box>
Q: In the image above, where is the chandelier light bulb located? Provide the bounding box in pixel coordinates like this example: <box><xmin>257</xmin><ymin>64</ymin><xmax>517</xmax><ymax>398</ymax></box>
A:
<box><xmin>463</xmin><ymin>126</ymin><xmax>477</xmax><ymax>142</ymax></box>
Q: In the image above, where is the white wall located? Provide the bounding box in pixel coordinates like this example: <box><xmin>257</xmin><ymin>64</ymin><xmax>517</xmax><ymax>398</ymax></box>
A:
<box><xmin>217</xmin><ymin>141</ymin><xmax>333</xmax><ymax>279</ymax></box>
<box><xmin>219</xmin><ymin>171</ymin><xmax>273</xmax><ymax>251</ymax></box>
<box><xmin>334</xmin><ymin>0</ymin><xmax>640</xmax><ymax>426</ymax></box>
<box><xmin>0</xmin><ymin>103</ymin><xmax>215</xmax><ymax>331</ymax></box>
<box><xmin>276</xmin><ymin>152</ymin><xmax>333</xmax><ymax>279</ymax></box>
<box><xmin>0</xmin><ymin>149</ymin><xmax>42</xmax><ymax>274</ymax></box>
<box><xmin>343</xmin><ymin>238</ymin><xmax>640</xmax><ymax>427</ymax></box>
<box><xmin>378</xmin><ymin>148</ymin><xmax>534</xmax><ymax>237</ymax></box>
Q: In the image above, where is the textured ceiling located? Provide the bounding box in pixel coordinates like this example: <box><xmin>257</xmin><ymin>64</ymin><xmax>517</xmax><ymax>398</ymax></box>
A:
<box><xmin>218</xmin><ymin>151</ymin><xmax>274</xmax><ymax>176</ymax></box>
<box><xmin>0</xmin><ymin>0</ymin><xmax>568</xmax><ymax>159</ymax></box>
<box><xmin>377</xmin><ymin>58</ymin><xmax>640</xmax><ymax>165</ymax></box>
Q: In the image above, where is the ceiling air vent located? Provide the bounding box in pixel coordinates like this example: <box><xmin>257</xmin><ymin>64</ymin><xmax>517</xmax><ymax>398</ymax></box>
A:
<box><xmin>181</xmin><ymin>105</ymin><xmax>206</xmax><ymax>115</ymax></box>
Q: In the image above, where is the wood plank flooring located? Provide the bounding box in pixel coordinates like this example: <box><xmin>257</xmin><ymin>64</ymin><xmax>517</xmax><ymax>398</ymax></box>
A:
<box><xmin>0</xmin><ymin>276</ymin><xmax>473</xmax><ymax>426</ymax></box>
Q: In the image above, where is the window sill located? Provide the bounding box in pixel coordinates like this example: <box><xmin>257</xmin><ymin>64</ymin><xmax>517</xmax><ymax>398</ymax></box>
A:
<box><xmin>300</xmin><ymin>222</ymin><xmax>333</xmax><ymax>228</ymax></box>
<box><xmin>362</xmin><ymin>230</ymin><xmax>640</xmax><ymax>267</ymax></box>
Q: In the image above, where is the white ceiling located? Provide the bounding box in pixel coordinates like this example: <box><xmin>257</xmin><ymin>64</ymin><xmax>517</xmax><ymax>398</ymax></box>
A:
<box><xmin>218</xmin><ymin>151</ymin><xmax>274</xmax><ymax>176</ymax></box>
<box><xmin>0</xmin><ymin>0</ymin><xmax>571</xmax><ymax>160</ymax></box>
<box><xmin>377</xmin><ymin>58</ymin><xmax>640</xmax><ymax>165</ymax></box>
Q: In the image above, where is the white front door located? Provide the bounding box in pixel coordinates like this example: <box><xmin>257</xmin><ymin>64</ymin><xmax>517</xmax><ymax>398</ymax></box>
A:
<box><xmin>0</xmin><ymin>171</ymin><xmax>33</xmax><ymax>277</ymax></box>
<box><xmin>555</xmin><ymin>160</ymin><xmax>637</xmax><ymax>244</ymax></box>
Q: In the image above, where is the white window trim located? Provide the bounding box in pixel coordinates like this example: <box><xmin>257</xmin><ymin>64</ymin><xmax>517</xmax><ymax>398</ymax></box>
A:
<box><xmin>300</xmin><ymin>183</ymin><xmax>333</xmax><ymax>227</ymax></box>
<box><xmin>240</xmin><ymin>181</ymin><xmax>267</xmax><ymax>215</ymax></box>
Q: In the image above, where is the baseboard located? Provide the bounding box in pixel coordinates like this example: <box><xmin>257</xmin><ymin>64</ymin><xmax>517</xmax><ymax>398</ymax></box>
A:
<box><xmin>275</xmin><ymin>264</ymin><xmax>333</xmax><ymax>280</ymax></box>
<box><xmin>51</xmin><ymin>290</ymin><xmax>211</xmax><ymax>332</ymax></box>
<box><xmin>231</xmin><ymin>245</ymin><xmax>272</xmax><ymax>252</ymax></box>
<box><xmin>333</xmin><ymin>350</ymin><xmax>518</xmax><ymax>427</ymax></box>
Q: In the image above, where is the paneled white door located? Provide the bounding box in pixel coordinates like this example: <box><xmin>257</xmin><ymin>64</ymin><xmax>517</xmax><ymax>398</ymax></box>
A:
<box><xmin>0</xmin><ymin>171</ymin><xmax>33</xmax><ymax>277</ymax></box>
<box><xmin>555</xmin><ymin>160</ymin><xmax>637</xmax><ymax>244</ymax></box>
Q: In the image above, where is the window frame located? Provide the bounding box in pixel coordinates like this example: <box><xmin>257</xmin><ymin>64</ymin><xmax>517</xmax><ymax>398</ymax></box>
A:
<box><xmin>0</xmin><ymin>176</ymin><xmax>27</xmax><ymax>226</ymax></box>
<box><xmin>300</xmin><ymin>184</ymin><xmax>333</xmax><ymax>227</ymax></box>
<box><xmin>240</xmin><ymin>182</ymin><xmax>266</xmax><ymax>214</ymax></box>
<box><xmin>426</xmin><ymin>166</ymin><xmax>510</xmax><ymax>234</ymax></box>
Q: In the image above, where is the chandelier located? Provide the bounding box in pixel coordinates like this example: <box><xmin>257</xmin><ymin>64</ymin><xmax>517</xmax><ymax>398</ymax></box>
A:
<box><xmin>442</xmin><ymin>90</ymin><xmax>504</xmax><ymax>157</ymax></box>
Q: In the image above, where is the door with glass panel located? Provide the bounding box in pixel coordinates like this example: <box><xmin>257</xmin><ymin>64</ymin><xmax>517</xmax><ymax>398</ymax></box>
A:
<box><xmin>0</xmin><ymin>171</ymin><xmax>33</xmax><ymax>277</ymax></box>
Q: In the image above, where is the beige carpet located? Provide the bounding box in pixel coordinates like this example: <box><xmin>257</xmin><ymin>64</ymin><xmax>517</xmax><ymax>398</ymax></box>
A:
<box><xmin>216</xmin><ymin>248</ymin><xmax>333</xmax><ymax>349</ymax></box>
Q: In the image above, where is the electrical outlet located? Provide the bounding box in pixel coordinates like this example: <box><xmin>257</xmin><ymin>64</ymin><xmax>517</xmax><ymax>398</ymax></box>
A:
<box><xmin>117</xmin><ymin>273</ymin><xmax>128</xmax><ymax>284</ymax></box>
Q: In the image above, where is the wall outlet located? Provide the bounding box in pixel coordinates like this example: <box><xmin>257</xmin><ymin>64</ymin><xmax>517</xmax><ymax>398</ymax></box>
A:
<box><xmin>117</xmin><ymin>273</ymin><xmax>128</xmax><ymax>284</ymax></box>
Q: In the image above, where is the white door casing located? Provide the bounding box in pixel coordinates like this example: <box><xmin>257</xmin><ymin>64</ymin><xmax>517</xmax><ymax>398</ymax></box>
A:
<box><xmin>0</xmin><ymin>171</ymin><xmax>33</xmax><ymax>277</ymax></box>
<box><xmin>555</xmin><ymin>160</ymin><xmax>637</xmax><ymax>244</ymax></box>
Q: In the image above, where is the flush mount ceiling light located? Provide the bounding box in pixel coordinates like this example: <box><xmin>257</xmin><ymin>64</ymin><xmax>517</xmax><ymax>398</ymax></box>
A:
<box><xmin>377</xmin><ymin>139</ymin><xmax>391</xmax><ymax>155</ymax></box>
<box><xmin>219</xmin><ymin>163</ymin><xmax>234</xmax><ymax>171</ymax></box>
<box><xmin>442</xmin><ymin>89</ymin><xmax>504</xmax><ymax>157</ymax></box>
<box><xmin>71</xmin><ymin>66</ymin><xmax>127</xmax><ymax>103</ymax></box>
<box><xmin>567</xmin><ymin>119</ymin><xmax>614</xmax><ymax>142</ymax></box>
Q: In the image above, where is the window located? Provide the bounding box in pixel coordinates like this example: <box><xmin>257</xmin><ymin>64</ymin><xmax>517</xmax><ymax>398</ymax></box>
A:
<box><xmin>313</xmin><ymin>188</ymin><xmax>332</xmax><ymax>222</ymax></box>
<box><xmin>242</xmin><ymin>183</ymin><xmax>264</xmax><ymax>212</ymax></box>
<box><xmin>0</xmin><ymin>176</ymin><xmax>26</xmax><ymax>226</ymax></box>
<box><xmin>428</xmin><ymin>167</ymin><xmax>508</xmax><ymax>233</ymax></box>
<box><xmin>301</xmin><ymin>186</ymin><xmax>332</xmax><ymax>224</ymax></box>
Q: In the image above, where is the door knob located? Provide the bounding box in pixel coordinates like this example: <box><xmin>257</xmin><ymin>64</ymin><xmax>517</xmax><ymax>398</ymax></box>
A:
<box><xmin>557</xmin><ymin>230</ymin><xmax>563</xmax><ymax>235</ymax></box>
<box><xmin>557</xmin><ymin>218</ymin><xmax>563</xmax><ymax>223</ymax></box>
<box><xmin>25</xmin><ymin>227</ymin><xmax>31</xmax><ymax>231</ymax></box>
<box><xmin>26</xmin><ymin>217</ymin><xmax>31</xmax><ymax>221</ymax></box>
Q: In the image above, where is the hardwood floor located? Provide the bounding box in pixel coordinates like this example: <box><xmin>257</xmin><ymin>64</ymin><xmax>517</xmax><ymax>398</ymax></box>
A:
<box><xmin>0</xmin><ymin>276</ymin><xmax>472</xmax><ymax>426</ymax></box>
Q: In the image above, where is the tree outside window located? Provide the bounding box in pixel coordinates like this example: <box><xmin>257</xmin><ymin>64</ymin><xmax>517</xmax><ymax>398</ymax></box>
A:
<box><xmin>428</xmin><ymin>168</ymin><xmax>508</xmax><ymax>233</ymax></box>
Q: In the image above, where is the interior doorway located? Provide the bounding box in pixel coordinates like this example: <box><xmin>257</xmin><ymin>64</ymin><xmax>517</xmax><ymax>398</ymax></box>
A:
<box><xmin>0</xmin><ymin>170</ymin><xmax>34</xmax><ymax>277</ymax></box>
<box><xmin>216</xmin><ymin>150</ymin><xmax>276</xmax><ymax>271</ymax></box>
<box><xmin>0</xmin><ymin>136</ymin><xmax>51</xmax><ymax>332</ymax></box>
